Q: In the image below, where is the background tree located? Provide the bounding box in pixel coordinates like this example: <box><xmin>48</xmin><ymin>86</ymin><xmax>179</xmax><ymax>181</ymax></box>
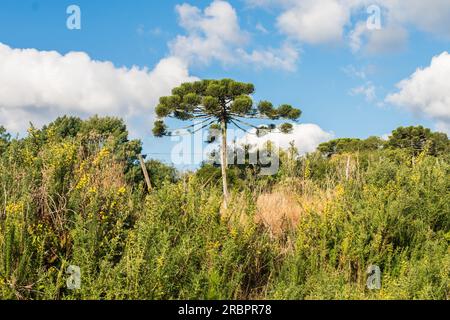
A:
<box><xmin>387</xmin><ymin>126</ymin><xmax>449</xmax><ymax>156</ymax></box>
<box><xmin>318</xmin><ymin>137</ymin><xmax>385</xmax><ymax>158</ymax></box>
<box><xmin>76</xmin><ymin>116</ymin><xmax>143</xmax><ymax>183</ymax></box>
<box><xmin>153</xmin><ymin>79</ymin><xmax>301</xmax><ymax>207</ymax></box>
<box><xmin>42</xmin><ymin>115</ymin><xmax>82</xmax><ymax>139</ymax></box>
<box><xmin>128</xmin><ymin>158</ymin><xmax>178</xmax><ymax>190</ymax></box>
<box><xmin>0</xmin><ymin>126</ymin><xmax>11</xmax><ymax>155</ymax></box>
<box><xmin>38</xmin><ymin>116</ymin><xmax>143</xmax><ymax>183</ymax></box>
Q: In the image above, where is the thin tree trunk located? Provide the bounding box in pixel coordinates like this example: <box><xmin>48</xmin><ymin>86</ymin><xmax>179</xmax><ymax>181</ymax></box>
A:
<box><xmin>138</xmin><ymin>154</ymin><xmax>152</xmax><ymax>192</ymax></box>
<box><xmin>220</xmin><ymin>119</ymin><xmax>229</xmax><ymax>209</ymax></box>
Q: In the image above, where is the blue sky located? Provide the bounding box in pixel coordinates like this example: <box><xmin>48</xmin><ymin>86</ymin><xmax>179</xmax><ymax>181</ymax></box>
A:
<box><xmin>0</xmin><ymin>0</ymin><xmax>449</xmax><ymax>167</ymax></box>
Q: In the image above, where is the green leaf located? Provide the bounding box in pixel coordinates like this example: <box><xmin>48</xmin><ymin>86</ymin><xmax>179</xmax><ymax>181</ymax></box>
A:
<box><xmin>202</xmin><ymin>96</ymin><xmax>220</xmax><ymax>113</ymax></box>
<box><xmin>206</xmin><ymin>83</ymin><xmax>225</xmax><ymax>98</ymax></box>
<box><xmin>153</xmin><ymin>120</ymin><xmax>168</xmax><ymax>137</ymax></box>
<box><xmin>183</xmin><ymin>93</ymin><xmax>201</xmax><ymax>107</ymax></box>
<box><xmin>231</xmin><ymin>95</ymin><xmax>253</xmax><ymax>115</ymax></box>
<box><xmin>280</xmin><ymin>123</ymin><xmax>294</xmax><ymax>134</ymax></box>
<box><xmin>156</xmin><ymin>103</ymin><xmax>171</xmax><ymax>118</ymax></box>
<box><xmin>258</xmin><ymin>101</ymin><xmax>277</xmax><ymax>119</ymax></box>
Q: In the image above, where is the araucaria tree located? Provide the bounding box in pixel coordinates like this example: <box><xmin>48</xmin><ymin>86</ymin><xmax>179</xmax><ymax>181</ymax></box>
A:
<box><xmin>153</xmin><ymin>79</ymin><xmax>301</xmax><ymax>208</ymax></box>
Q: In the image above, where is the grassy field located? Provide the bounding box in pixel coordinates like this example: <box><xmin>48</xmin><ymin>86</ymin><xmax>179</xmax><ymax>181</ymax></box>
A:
<box><xmin>0</xmin><ymin>117</ymin><xmax>448</xmax><ymax>300</ymax></box>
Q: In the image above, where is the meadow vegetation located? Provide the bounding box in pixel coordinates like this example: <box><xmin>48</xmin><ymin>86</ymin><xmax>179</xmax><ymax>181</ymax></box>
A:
<box><xmin>0</xmin><ymin>117</ymin><xmax>448</xmax><ymax>300</ymax></box>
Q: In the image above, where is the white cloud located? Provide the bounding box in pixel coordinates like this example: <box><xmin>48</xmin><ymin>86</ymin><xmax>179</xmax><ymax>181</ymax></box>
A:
<box><xmin>435</xmin><ymin>122</ymin><xmax>450</xmax><ymax>134</ymax></box>
<box><xmin>277</xmin><ymin>0</ymin><xmax>351</xmax><ymax>45</ymax></box>
<box><xmin>350</xmin><ymin>82</ymin><xmax>377</xmax><ymax>102</ymax></box>
<box><xmin>238</xmin><ymin>123</ymin><xmax>334</xmax><ymax>155</ymax></box>
<box><xmin>170</xmin><ymin>0</ymin><xmax>247</xmax><ymax>65</ymax></box>
<box><xmin>349</xmin><ymin>21</ymin><xmax>408</xmax><ymax>54</ymax></box>
<box><xmin>0</xmin><ymin>43</ymin><xmax>196</xmax><ymax>133</ymax></box>
<box><xmin>386</xmin><ymin>51</ymin><xmax>450</xmax><ymax>132</ymax></box>
<box><xmin>170</xmin><ymin>0</ymin><xmax>299</xmax><ymax>71</ymax></box>
<box><xmin>342</xmin><ymin>65</ymin><xmax>366</xmax><ymax>79</ymax></box>
<box><xmin>0</xmin><ymin>1</ymin><xmax>301</xmax><ymax>134</ymax></box>
<box><xmin>386</xmin><ymin>0</ymin><xmax>450</xmax><ymax>39</ymax></box>
<box><xmin>247</xmin><ymin>0</ymin><xmax>450</xmax><ymax>53</ymax></box>
<box><xmin>238</xmin><ymin>42</ymin><xmax>300</xmax><ymax>71</ymax></box>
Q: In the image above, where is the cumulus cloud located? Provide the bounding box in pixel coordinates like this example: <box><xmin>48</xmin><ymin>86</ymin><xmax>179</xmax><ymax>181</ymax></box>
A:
<box><xmin>277</xmin><ymin>0</ymin><xmax>351</xmax><ymax>45</ymax></box>
<box><xmin>170</xmin><ymin>0</ymin><xmax>247</xmax><ymax>65</ymax></box>
<box><xmin>247</xmin><ymin>0</ymin><xmax>450</xmax><ymax>53</ymax></box>
<box><xmin>0</xmin><ymin>1</ymin><xmax>301</xmax><ymax>134</ymax></box>
<box><xmin>386</xmin><ymin>0</ymin><xmax>450</xmax><ymax>39</ymax></box>
<box><xmin>238</xmin><ymin>123</ymin><xmax>334</xmax><ymax>155</ymax></box>
<box><xmin>247</xmin><ymin>0</ymin><xmax>362</xmax><ymax>46</ymax></box>
<box><xmin>170</xmin><ymin>0</ymin><xmax>299</xmax><ymax>71</ymax></box>
<box><xmin>349</xmin><ymin>21</ymin><xmax>408</xmax><ymax>54</ymax></box>
<box><xmin>0</xmin><ymin>43</ymin><xmax>196</xmax><ymax>133</ymax></box>
<box><xmin>386</xmin><ymin>51</ymin><xmax>450</xmax><ymax>132</ymax></box>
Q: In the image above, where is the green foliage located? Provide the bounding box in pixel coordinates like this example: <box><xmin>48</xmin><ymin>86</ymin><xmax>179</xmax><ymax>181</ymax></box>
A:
<box><xmin>0</xmin><ymin>118</ymin><xmax>448</xmax><ymax>300</ymax></box>
<box><xmin>152</xmin><ymin>120</ymin><xmax>168</xmax><ymax>137</ymax></box>
<box><xmin>231</xmin><ymin>95</ymin><xmax>253</xmax><ymax>115</ymax></box>
<box><xmin>43</xmin><ymin>116</ymin><xmax>82</xmax><ymax>139</ymax></box>
<box><xmin>280</xmin><ymin>123</ymin><xmax>294</xmax><ymax>134</ymax></box>
<box><xmin>271</xmin><ymin>152</ymin><xmax>449</xmax><ymax>299</ymax></box>
<box><xmin>153</xmin><ymin>79</ymin><xmax>302</xmax><ymax>205</ymax></box>
<box><xmin>0</xmin><ymin>126</ymin><xmax>10</xmax><ymax>155</ymax></box>
<box><xmin>131</xmin><ymin>159</ymin><xmax>178</xmax><ymax>190</ymax></box>
<box><xmin>318</xmin><ymin>137</ymin><xmax>385</xmax><ymax>157</ymax></box>
<box><xmin>152</xmin><ymin>79</ymin><xmax>301</xmax><ymax>137</ymax></box>
<box><xmin>387</xmin><ymin>125</ymin><xmax>449</xmax><ymax>156</ymax></box>
<box><xmin>277</xmin><ymin>104</ymin><xmax>302</xmax><ymax>120</ymax></box>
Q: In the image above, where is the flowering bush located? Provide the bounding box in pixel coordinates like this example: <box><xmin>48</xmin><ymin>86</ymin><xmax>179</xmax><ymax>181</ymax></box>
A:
<box><xmin>0</xmin><ymin>118</ymin><xmax>448</xmax><ymax>300</ymax></box>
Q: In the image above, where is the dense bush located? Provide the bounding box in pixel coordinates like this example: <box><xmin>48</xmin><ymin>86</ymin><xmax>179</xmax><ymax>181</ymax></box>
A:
<box><xmin>0</xmin><ymin>118</ymin><xmax>448</xmax><ymax>300</ymax></box>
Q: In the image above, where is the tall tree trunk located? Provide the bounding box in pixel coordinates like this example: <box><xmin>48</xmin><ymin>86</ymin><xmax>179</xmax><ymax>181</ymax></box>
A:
<box><xmin>220</xmin><ymin>119</ymin><xmax>229</xmax><ymax>209</ymax></box>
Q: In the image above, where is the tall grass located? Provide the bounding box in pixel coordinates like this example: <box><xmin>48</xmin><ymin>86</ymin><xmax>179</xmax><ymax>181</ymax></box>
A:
<box><xmin>0</xmin><ymin>119</ymin><xmax>448</xmax><ymax>300</ymax></box>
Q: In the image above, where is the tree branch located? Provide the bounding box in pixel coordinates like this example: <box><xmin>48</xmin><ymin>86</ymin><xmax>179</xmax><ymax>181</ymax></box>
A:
<box><xmin>229</xmin><ymin>119</ymin><xmax>259</xmax><ymax>135</ymax></box>
<box><xmin>231</xmin><ymin>117</ymin><xmax>261</xmax><ymax>130</ymax></box>
<box><xmin>190</xmin><ymin>120</ymin><xmax>217</xmax><ymax>134</ymax></box>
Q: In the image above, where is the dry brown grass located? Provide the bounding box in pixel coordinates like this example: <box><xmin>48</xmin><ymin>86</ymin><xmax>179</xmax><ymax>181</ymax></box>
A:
<box><xmin>255</xmin><ymin>191</ymin><xmax>301</xmax><ymax>237</ymax></box>
<box><xmin>90</xmin><ymin>159</ymin><xmax>126</xmax><ymax>191</ymax></box>
<box><xmin>255</xmin><ymin>181</ymin><xmax>336</xmax><ymax>237</ymax></box>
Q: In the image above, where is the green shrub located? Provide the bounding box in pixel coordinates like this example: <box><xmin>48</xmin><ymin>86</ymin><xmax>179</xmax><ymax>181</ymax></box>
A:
<box><xmin>0</xmin><ymin>118</ymin><xmax>448</xmax><ymax>300</ymax></box>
